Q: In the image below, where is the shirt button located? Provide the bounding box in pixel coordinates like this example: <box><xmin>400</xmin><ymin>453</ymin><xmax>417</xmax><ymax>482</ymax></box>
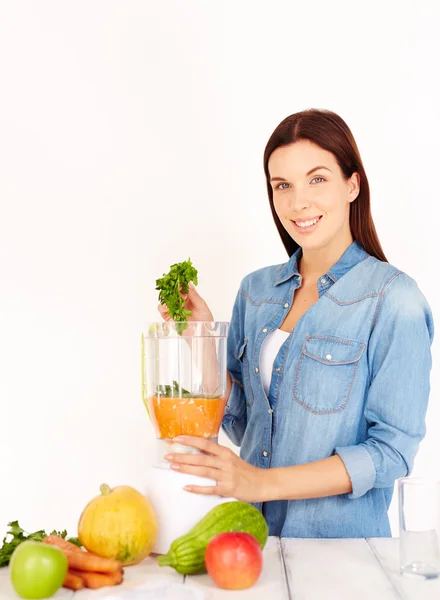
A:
<box><xmin>268</xmin><ymin>408</ymin><xmax>273</xmax><ymax>414</ymax></box>
<box><xmin>255</xmin><ymin>367</ymin><xmax>259</xmax><ymax>373</ymax></box>
<box><xmin>326</xmin><ymin>354</ymin><xmax>332</xmax><ymax>360</ymax></box>
<box><xmin>275</xmin><ymin>367</ymin><xmax>281</xmax><ymax>372</ymax></box>
<box><xmin>262</xmin><ymin>328</ymin><xmax>268</xmax><ymax>333</ymax></box>
<box><xmin>263</xmin><ymin>451</ymin><xmax>268</xmax><ymax>457</ymax></box>
<box><xmin>321</xmin><ymin>278</ymin><xmax>327</xmax><ymax>284</ymax></box>
<box><xmin>284</xmin><ymin>303</ymin><xmax>289</xmax><ymax>308</ymax></box>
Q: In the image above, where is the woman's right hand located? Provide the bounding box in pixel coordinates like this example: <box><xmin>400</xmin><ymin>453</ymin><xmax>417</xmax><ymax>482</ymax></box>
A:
<box><xmin>157</xmin><ymin>282</ymin><xmax>214</xmax><ymax>324</ymax></box>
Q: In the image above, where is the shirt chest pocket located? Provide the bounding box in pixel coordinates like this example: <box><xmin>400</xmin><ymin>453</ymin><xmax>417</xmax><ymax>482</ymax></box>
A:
<box><xmin>293</xmin><ymin>335</ymin><xmax>366</xmax><ymax>415</ymax></box>
<box><xmin>234</xmin><ymin>338</ymin><xmax>254</xmax><ymax>408</ymax></box>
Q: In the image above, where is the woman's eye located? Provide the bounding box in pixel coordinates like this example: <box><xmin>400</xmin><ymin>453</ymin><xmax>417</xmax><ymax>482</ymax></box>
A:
<box><xmin>276</xmin><ymin>177</ymin><xmax>325</xmax><ymax>190</ymax></box>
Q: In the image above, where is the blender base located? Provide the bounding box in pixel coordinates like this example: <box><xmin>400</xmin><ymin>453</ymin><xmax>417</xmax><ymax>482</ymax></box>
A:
<box><xmin>144</xmin><ymin>465</ymin><xmax>237</xmax><ymax>555</ymax></box>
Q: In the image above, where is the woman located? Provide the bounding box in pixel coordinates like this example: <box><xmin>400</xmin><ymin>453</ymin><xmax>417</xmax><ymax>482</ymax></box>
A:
<box><xmin>158</xmin><ymin>108</ymin><xmax>434</xmax><ymax>538</ymax></box>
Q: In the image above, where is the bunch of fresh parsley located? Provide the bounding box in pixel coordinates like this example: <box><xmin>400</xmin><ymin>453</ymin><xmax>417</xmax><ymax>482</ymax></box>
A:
<box><xmin>0</xmin><ymin>521</ymin><xmax>81</xmax><ymax>567</ymax></box>
<box><xmin>155</xmin><ymin>258</ymin><xmax>198</xmax><ymax>335</ymax></box>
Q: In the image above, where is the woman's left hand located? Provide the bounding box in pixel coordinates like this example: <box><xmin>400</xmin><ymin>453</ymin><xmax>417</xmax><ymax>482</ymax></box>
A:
<box><xmin>164</xmin><ymin>436</ymin><xmax>268</xmax><ymax>502</ymax></box>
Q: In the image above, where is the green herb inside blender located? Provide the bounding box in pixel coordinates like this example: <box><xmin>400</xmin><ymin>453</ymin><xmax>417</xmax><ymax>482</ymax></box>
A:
<box><xmin>155</xmin><ymin>258</ymin><xmax>198</xmax><ymax>335</ymax></box>
<box><xmin>157</xmin><ymin>381</ymin><xmax>219</xmax><ymax>400</ymax></box>
<box><xmin>158</xmin><ymin>380</ymin><xmax>191</xmax><ymax>398</ymax></box>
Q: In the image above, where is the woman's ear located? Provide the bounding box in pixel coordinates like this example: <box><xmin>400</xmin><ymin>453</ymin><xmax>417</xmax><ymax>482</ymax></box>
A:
<box><xmin>348</xmin><ymin>171</ymin><xmax>360</xmax><ymax>203</ymax></box>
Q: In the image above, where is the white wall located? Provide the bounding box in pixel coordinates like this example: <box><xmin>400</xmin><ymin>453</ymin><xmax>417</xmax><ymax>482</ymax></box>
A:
<box><xmin>1</xmin><ymin>0</ymin><xmax>439</xmax><ymax>538</ymax></box>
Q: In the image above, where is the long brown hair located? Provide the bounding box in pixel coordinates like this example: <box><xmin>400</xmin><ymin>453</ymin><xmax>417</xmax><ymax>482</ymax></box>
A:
<box><xmin>263</xmin><ymin>108</ymin><xmax>388</xmax><ymax>262</ymax></box>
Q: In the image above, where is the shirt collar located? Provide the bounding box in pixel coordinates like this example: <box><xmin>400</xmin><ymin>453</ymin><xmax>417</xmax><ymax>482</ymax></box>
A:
<box><xmin>273</xmin><ymin>240</ymin><xmax>369</xmax><ymax>286</ymax></box>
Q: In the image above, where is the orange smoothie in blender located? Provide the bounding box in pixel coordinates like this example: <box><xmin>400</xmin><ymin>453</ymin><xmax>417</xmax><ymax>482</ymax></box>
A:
<box><xmin>148</xmin><ymin>395</ymin><xmax>225</xmax><ymax>439</ymax></box>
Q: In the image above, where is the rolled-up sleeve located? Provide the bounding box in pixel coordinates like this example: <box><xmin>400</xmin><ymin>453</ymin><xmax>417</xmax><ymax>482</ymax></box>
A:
<box><xmin>222</xmin><ymin>280</ymin><xmax>248</xmax><ymax>446</ymax></box>
<box><xmin>335</xmin><ymin>272</ymin><xmax>434</xmax><ymax>499</ymax></box>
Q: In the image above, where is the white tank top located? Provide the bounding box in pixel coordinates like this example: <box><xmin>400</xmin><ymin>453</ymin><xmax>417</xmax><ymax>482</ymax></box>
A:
<box><xmin>260</xmin><ymin>328</ymin><xmax>290</xmax><ymax>396</ymax></box>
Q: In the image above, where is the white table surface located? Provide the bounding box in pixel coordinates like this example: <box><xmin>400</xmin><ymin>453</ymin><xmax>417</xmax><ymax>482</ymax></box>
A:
<box><xmin>1</xmin><ymin>537</ymin><xmax>440</xmax><ymax>599</ymax></box>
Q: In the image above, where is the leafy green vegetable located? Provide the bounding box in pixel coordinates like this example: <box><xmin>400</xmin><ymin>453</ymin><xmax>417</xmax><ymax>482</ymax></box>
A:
<box><xmin>0</xmin><ymin>521</ymin><xmax>81</xmax><ymax>567</ymax></box>
<box><xmin>158</xmin><ymin>380</ymin><xmax>191</xmax><ymax>398</ymax></box>
<box><xmin>157</xmin><ymin>380</ymin><xmax>219</xmax><ymax>400</ymax></box>
<box><xmin>155</xmin><ymin>258</ymin><xmax>198</xmax><ymax>335</ymax></box>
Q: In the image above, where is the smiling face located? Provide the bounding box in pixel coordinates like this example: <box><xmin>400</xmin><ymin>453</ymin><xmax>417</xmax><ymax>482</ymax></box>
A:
<box><xmin>268</xmin><ymin>140</ymin><xmax>360</xmax><ymax>253</ymax></box>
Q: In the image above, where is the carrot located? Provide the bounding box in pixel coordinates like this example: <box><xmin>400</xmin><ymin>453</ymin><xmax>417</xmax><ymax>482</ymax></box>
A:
<box><xmin>63</xmin><ymin>571</ymin><xmax>85</xmax><ymax>591</ymax></box>
<box><xmin>70</xmin><ymin>568</ymin><xmax>123</xmax><ymax>589</ymax></box>
<box><xmin>67</xmin><ymin>551</ymin><xmax>122</xmax><ymax>573</ymax></box>
<box><xmin>42</xmin><ymin>535</ymin><xmax>122</xmax><ymax>573</ymax></box>
<box><xmin>42</xmin><ymin>535</ymin><xmax>82</xmax><ymax>553</ymax></box>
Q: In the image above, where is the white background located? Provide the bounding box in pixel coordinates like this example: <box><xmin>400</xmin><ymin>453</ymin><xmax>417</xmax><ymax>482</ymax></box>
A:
<box><xmin>0</xmin><ymin>0</ymin><xmax>438</xmax><ymax>538</ymax></box>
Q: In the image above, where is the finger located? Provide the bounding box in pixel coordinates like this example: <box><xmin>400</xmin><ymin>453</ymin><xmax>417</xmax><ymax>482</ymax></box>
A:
<box><xmin>164</xmin><ymin>452</ymin><xmax>219</xmax><ymax>468</ymax></box>
<box><xmin>173</xmin><ymin>436</ymin><xmax>227</xmax><ymax>457</ymax></box>
<box><xmin>186</xmin><ymin>283</ymin><xmax>207</xmax><ymax>309</ymax></box>
<box><xmin>171</xmin><ymin>464</ymin><xmax>221</xmax><ymax>480</ymax></box>
<box><xmin>183</xmin><ymin>484</ymin><xmax>220</xmax><ymax>495</ymax></box>
<box><xmin>157</xmin><ymin>304</ymin><xmax>172</xmax><ymax>321</ymax></box>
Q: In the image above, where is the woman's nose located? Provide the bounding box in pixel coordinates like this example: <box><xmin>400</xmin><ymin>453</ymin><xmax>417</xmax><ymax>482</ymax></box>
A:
<box><xmin>289</xmin><ymin>191</ymin><xmax>311</xmax><ymax>211</ymax></box>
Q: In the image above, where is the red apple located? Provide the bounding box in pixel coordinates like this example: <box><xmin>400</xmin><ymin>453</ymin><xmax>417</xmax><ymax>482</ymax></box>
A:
<box><xmin>205</xmin><ymin>532</ymin><xmax>263</xmax><ymax>590</ymax></box>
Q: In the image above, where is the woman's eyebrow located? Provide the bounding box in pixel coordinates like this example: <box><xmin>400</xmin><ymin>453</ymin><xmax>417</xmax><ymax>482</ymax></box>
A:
<box><xmin>270</xmin><ymin>166</ymin><xmax>332</xmax><ymax>182</ymax></box>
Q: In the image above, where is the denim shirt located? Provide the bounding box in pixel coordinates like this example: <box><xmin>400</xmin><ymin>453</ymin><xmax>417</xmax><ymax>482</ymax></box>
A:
<box><xmin>222</xmin><ymin>241</ymin><xmax>434</xmax><ymax>538</ymax></box>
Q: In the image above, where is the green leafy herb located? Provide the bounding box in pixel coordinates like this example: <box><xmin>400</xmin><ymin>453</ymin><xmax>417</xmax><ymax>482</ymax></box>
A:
<box><xmin>158</xmin><ymin>380</ymin><xmax>191</xmax><ymax>398</ymax></box>
<box><xmin>0</xmin><ymin>520</ymin><xmax>81</xmax><ymax>567</ymax></box>
<box><xmin>157</xmin><ymin>380</ymin><xmax>219</xmax><ymax>400</ymax></box>
<box><xmin>155</xmin><ymin>258</ymin><xmax>198</xmax><ymax>335</ymax></box>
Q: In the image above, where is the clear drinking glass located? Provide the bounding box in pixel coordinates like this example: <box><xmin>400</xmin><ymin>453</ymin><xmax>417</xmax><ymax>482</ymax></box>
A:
<box><xmin>141</xmin><ymin>321</ymin><xmax>229</xmax><ymax>468</ymax></box>
<box><xmin>398</xmin><ymin>476</ymin><xmax>440</xmax><ymax>579</ymax></box>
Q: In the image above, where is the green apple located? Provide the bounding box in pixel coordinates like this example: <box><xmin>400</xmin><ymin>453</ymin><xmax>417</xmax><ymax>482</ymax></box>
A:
<box><xmin>10</xmin><ymin>541</ymin><xmax>68</xmax><ymax>599</ymax></box>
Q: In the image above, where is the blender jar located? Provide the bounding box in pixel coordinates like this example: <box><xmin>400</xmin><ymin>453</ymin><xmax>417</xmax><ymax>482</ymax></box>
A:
<box><xmin>142</xmin><ymin>321</ymin><xmax>229</xmax><ymax>468</ymax></box>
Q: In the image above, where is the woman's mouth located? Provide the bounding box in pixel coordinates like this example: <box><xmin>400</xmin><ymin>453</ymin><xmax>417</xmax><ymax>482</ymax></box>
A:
<box><xmin>290</xmin><ymin>215</ymin><xmax>322</xmax><ymax>234</ymax></box>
